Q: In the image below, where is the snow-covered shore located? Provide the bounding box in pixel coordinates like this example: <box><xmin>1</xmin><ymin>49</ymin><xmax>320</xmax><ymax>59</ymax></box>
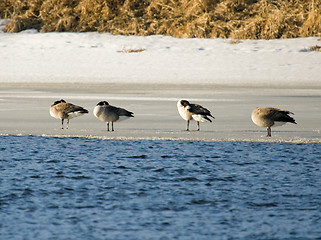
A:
<box><xmin>1</xmin><ymin>26</ymin><xmax>321</xmax><ymax>142</ymax></box>
<box><xmin>1</xmin><ymin>28</ymin><xmax>320</xmax><ymax>87</ymax></box>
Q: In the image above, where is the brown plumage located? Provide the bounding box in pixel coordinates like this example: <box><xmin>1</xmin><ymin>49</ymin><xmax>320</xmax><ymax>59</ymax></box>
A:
<box><xmin>50</xmin><ymin>99</ymin><xmax>88</xmax><ymax>129</ymax></box>
<box><xmin>251</xmin><ymin>107</ymin><xmax>297</xmax><ymax>137</ymax></box>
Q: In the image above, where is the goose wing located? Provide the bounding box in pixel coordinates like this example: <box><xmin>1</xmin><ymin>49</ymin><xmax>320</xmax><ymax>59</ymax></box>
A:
<box><xmin>64</xmin><ymin>103</ymin><xmax>88</xmax><ymax>114</ymax></box>
<box><xmin>189</xmin><ymin>103</ymin><xmax>214</xmax><ymax>118</ymax></box>
<box><xmin>266</xmin><ymin>108</ymin><xmax>296</xmax><ymax>124</ymax></box>
<box><xmin>107</xmin><ymin>105</ymin><xmax>134</xmax><ymax>117</ymax></box>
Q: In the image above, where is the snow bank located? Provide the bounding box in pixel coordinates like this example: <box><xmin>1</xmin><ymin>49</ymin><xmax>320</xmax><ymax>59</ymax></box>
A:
<box><xmin>0</xmin><ymin>29</ymin><xmax>320</xmax><ymax>86</ymax></box>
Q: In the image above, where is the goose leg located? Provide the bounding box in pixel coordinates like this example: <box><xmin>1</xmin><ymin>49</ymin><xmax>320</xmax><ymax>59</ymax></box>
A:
<box><xmin>61</xmin><ymin>119</ymin><xmax>64</xmax><ymax>129</ymax></box>
<box><xmin>67</xmin><ymin>119</ymin><xmax>70</xmax><ymax>129</ymax></box>
<box><xmin>107</xmin><ymin>122</ymin><xmax>110</xmax><ymax>131</ymax></box>
<box><xmin>112</xmin><ymin>122</ymin><xmax>114</xmax><ymax>131</ymax></box>
<box><xmin>186</xmin><ymin>120</ymin><xmax>190</xmax><ymax>131</ymax></box>
<box><xmin>267</xmin><ymin>127</ymin><xmax>271</xmax><ymax>137</ymax></box>
<box><xmin>197</xmin><ymin>121</ymin><xmax>200</xmax><ymax>131</ymax></box>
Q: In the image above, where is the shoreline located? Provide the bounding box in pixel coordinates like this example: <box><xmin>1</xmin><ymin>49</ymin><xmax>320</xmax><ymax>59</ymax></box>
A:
<box><xmin>1</xmin><ymin>82</ymin><xmax>320</xmax><ymax>144</ymax></box>
<box><xmin>1</xmin><ymin>133</ymin><xmax>321</xmax><ymax>144</ymax></box>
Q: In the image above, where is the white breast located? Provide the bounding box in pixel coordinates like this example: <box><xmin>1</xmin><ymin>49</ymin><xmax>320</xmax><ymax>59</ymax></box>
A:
<box><xmin>94</xmin><ymin>105</ymin><xmax>117</xmax><ymax>122</ymax></box>
<box><xmin>93</xmin><ymin>106</ymin><xmax>104</xmax><ymax>120</ymax></box>
<box><xmin>49</xmin><ymin>108</ymin><xmax>58</xmax><ymax>119</ymax></box>
<box><xmin>177</xmin><ymin>103</ymin><xmax>192</xmax><ymax>121</ymax></box>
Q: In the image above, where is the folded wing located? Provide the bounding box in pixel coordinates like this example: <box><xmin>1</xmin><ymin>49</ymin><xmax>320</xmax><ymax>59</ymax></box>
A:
<box><xmin>266</xmin><ymin>108</ymin><xmax>296</xmax><ymax>124</ymax></box>
<box><xmin>189</xmin><ymin>103</ymin><xmax>214</xmax><ymax>122</ymax></box>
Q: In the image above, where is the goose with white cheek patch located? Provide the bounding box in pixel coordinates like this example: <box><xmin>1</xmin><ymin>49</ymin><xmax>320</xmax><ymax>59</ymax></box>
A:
<box><xmin>251</xmin><ymin>107</ymin><xmax>297</xmax><ymax>137</ymax></box>
<box><xmin>177</xmin><ymin>99</ymin><xmax>215</xmax><ymax>131</ymax></box>
<box><xmin>50</xmin><ymin>99</ymin><xmax>88</xmax><ymax>129</ymax></box>
<box><xmin>94</xmin><ymin>101</ymin><xmax>134</xmax><ymax>131</ymax></box>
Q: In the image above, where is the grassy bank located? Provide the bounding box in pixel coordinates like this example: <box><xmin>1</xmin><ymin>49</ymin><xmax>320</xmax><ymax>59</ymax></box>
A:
<box><xmin>1</xmin><ymin>0</ymin><xmax>320</xmax><ymax>39</ymax></box>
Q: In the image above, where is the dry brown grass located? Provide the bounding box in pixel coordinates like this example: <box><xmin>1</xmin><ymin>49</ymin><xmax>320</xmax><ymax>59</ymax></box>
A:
<box><xmin>118</xmin><ymin>47</ymin><xmax>146</xmax><ymax>53</ymax></box>
<box><xmin>2</xmin><ymin>0</ymin><xmax>321</xmax><ymax>39</ymax></box>
<box><xmin>229</xmin><ymin>39</ymin><xmax>242</xmax><ymax>44</ymax></box>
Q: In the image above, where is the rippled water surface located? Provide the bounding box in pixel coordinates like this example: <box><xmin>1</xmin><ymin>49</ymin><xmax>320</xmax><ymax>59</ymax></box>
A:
<box><xmin>1</xmin><ymin>135</ymin><xmax>321</xmax><ymax>240</ymax></box>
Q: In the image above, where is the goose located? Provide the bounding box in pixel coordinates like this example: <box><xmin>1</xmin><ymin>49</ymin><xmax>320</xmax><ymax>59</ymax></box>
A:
<box><xmin>50</xmin><ymin>99</ymin><xmax>88</xmax><ymax>129</ymax></box>
<box><xmin>93</xmin><ymin>101</ymin><xmax>134</xmax><ymax>131</ymax></box>
<box><xmin>177</xmin><ymin>99</ymin><xmax>214</xmax><ymax>131</ymax></box>
<box><xmin>251</xmin><ymin>107</ymin><xmax>297</xmax><ymax>137</ymax></box>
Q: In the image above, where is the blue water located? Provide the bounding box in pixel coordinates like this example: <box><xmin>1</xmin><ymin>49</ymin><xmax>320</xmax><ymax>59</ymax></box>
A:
<box><xmin>1</xmin><ymin>136</ymin><xmax>321</xmax><ymax>240</ymax></box>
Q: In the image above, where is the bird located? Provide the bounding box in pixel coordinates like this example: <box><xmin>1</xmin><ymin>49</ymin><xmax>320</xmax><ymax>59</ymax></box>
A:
<box><xmin>93</xmin><ymin>101</ymin><xmax>134</xmax><ymax>131</ymax></box>
<box><xmin>251</xmin><ymin>107</ymin><xmax>297</xmax><ymax>137</ymax></box>
<box><xmin>177</xmin><ymin>99</ymin><xmax>214</xmax><ymax>131</ymax></box>
<box><xmin>50</xmin><ymin>99</ymin><xmax>88</xmax><ymax>129</ymax></box>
